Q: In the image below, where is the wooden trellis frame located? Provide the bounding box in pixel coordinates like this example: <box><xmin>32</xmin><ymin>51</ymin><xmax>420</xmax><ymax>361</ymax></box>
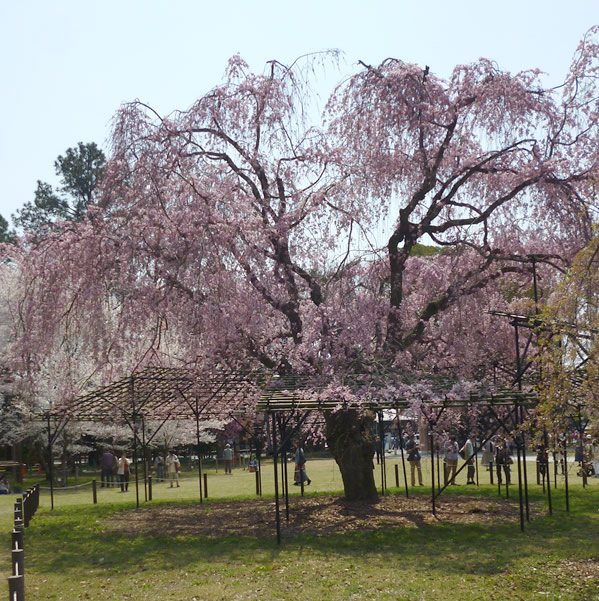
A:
<box><xmin>35</xmin><ymin>366</ymin><xmax>543</xmax><ymax>541</ymax></box>
<box><xmin>39</xmin><ymin>366</ymin><xmax>270</xmax><ymax>508</ymax></box>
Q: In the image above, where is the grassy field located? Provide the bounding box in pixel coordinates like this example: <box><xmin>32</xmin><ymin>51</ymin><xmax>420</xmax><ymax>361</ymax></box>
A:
<box><xmin>1</xmin><ymin>455</ymin><xmax>598</xmax><ymax>601</ymax></box>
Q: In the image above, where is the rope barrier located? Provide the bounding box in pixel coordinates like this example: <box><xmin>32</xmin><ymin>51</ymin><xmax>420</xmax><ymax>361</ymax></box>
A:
<box><xmin>37</xmin><ymin>473</ymin><xmax>199</xmax><ymax>490</ymax></box>
<box><xmin>38</xmin><ymin>480</ymin><xmax>94</xmax><ymax>491</ymax></box>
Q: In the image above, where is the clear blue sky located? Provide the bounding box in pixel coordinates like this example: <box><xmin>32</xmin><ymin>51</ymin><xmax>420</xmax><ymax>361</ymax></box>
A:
<box><xmin>1</xmin><ymin>0</ymin><xmax>597</xmax><ymax>226</ymax></box>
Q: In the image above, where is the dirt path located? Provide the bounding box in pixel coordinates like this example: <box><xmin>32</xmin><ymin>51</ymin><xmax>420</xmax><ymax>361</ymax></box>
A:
<box><xmin>106</xmin><ymin>494</ymin><xmax>527</xmax><ymax>538</ymax></box>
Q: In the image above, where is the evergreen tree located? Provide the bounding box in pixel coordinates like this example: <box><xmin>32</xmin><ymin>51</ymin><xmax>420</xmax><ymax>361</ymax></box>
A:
<box><xmin>0</xmin><ymin>215</ymin><xmax>15</xmax><ymax>244</ymax></box>
<box><xmin>13</xmin><ymin>142</ymin><xmax>105</xmax><ymax>234</ymax></box>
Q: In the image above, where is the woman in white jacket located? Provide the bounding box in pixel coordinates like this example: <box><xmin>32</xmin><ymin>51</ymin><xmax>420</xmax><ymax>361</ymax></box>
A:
<box><xmin>166</xmin><ymin>450</ymin><xmax>180</xmax><ymax>488</ymax></box>
<box><xmin>117</xmin><ymin>453</ymin><xmax>130</xmax><ymax>492</ymax></box>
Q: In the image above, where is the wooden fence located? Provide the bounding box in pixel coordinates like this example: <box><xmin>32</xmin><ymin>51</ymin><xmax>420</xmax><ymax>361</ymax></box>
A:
<box><xmin>7</xmin><ymin>484</ymin><xmax>40</xmax><ymax>601</ymax></box>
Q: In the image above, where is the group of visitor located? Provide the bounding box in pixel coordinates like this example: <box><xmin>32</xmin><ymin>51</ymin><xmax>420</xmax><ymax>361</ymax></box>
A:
<box><xmin>165</xmin><ymin>450</ymin><xmax>180</xmax><ymax>487</ymax></box>
<box><xmin>404</xmin><ymin>433</ymin><xmax>477</xmax><ymax>487</ymax></box>
<box><xmin>154</xmin><ymin>451</ymin><xmax>182</xmax><ymax>487</ymax></box>
<box><xmin>101</xmin><ymin>448</ymin><xmax>182</xmax><ymax>490</ymax></box>
<box><xmin>100</xmin><ymin>449</ymin><xmax>131</xmax><ymax>492</ymax></box>
<box><xmin>443</xmin><ymin>436</ymin><xmax>474</xmax><ymax>486</ymax></box>
<box><xmin>403</xmin><ymin>433</ymin><xmax>516</xmax><ymax>487</ymax></box>
<box><xmin>101</xmin><ymin>430</ymin><xmax>599</xmax><ymax>495</ymax></box>
<box><xmin>475</xmin><ymin>435</ymin><xmax>514</xmax><ymax>485</ymax></box>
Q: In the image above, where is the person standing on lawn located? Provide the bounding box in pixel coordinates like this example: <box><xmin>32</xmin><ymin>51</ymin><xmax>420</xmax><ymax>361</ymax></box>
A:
<box><xmin>293</xmin><ymin>442</ymin><xmax>311</xmax><ymax>486</ymax></box>
<box><xmin>405</xmin><ymin>434</ymin><xmax>423</xmax><ymax>486</ymax></box>
<box><xmin>166</xmin><ymin>450</ymin><xmax>180</xmax><ymax>488</ymax></box>
<box><xmin>481</xmin><ymin>439</ymin><xmax>495</xmax><ymax>471</ymax></box>
<box><xmin>223</xmin><ymin>444</ymin><xmax>234</xmax><ymax>474</ymax></box>
<box><xmin>444</xmin><ymin>436</ymin><xmax>459</xmax><ymax>485</ymax></box>
<box><xmin>495</xmin><ymin>437</ymin><xmax>512</xmax><ymax>485</ymax></box>
<box><xmin>117</xmin><ymin>453</ymin><xmax>130</xmax><ymax>492</ymax></box>
<box><xmin>460</xmin><ymin>436</ymin><xmax>476</xmax><ymax>485</ymax></box>
<box><xmin>100</xmin><ymin>449</ymin><xmax>115</xmax><ymax>488</ymax></box>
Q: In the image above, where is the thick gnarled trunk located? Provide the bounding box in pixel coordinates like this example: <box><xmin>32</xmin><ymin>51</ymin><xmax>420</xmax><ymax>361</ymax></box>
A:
<box><xmin>324</xmin><ymin>409</ymin><xmax>378</xmax><ymax>502</ymax></box>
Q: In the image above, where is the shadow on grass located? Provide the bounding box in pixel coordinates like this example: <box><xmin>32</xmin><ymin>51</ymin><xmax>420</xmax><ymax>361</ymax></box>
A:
<box><xmin>23</xmin><ymin>486</ymin><xmax>599</xmax><ymax>580</ymax></box>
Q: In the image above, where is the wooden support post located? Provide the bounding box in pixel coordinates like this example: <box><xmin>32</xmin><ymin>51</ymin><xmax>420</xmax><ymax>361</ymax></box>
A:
<box><xmin>141</xmin><ymin>416</ymin><xmax>148</xmax><ymax>503</ymax></box>
<box><xmin>203</xmin><ymin>473</ymin><xmax>208</xmax><ymax>498</ymax></box>
<box><xmin>11</xmin><ymin>529</ymin><xmax>23</xmax><ymax>551</ymax></box>
<box><xmin>283</xmin><ymin>447</ymin><xmax>291</xmax><ymax>513</ymax></box>
<box><xmin>22</xmin><ymin>495</ymin><xmax>29</xmax><ymax>528</ymax></box>
<box><xmin>8</xmin><ymin>574</ymin><xmax>25</xmax><ymax>601</ymax></box>
<box><xmin>34</xmin><ymin>484</ymin><xmax>40</xmax><ymax>515</ymax></box>
<box><xmin>430</xmin><ymin>430</ymin><xmax>436</xmax><ymax>518</ymax></box>
<box><xmin>395</xmin><ymin>408</ymin><xmax>409</xmax><ymax>498</ymax></box>
<box><xmin>544</xmin><ymin>430</ymin><xmax>552</xmax><ymax>515</ymax></box>
<box><xmin>92</xmin><ymin>479</ymin><xmax>97</xmax><ymax>505</ymax></box>
<box><xmin>12</xmin><ymin>548</ymin><xmax>24</xmax><ymax>578</ymax></box>
<box><xmin>563</xmin><ymin>440</ymin><xmax>570</xmax><ymax>513</ymax></box>
<box><xmin>378</xmin><ymin>411</ymin><xmax>386</xmax><ymax>495</ymax></box>
<box><xmin>257</xmin><ymin>452</ymin><xmax>263</xmax><ymax>496</ymax></box>
<box><xmin>436</xmin><ymin>446</ymin><xmax>441</xmax><ymax>493</ymax></box>
<box><xmin>516</xmin><ymin>442</ymin><xmax>524</xmax><ymax>532</ymax></box>
<box><xmin>497</xmin><ymin>462</ymin><xmax>501</xmax><ymax>496</ymax></box>
<box><xmin>515</xmin><ymin>404</ymin><xmax>524</xmax><ymax>532</ymax></box>
<box><xmin>272</xmin><ymin>412</ymin><xmax>281</xmax><ymax>545</ymax></box>
<box><xmin>47</xmin><ymin>414</ymin><xmax>55</xmax><ymax>511</ymax></box>
<box><xmin>130</xmin><ymin>377</ymin><xmax>140</xmax><ymax>509</ymax></box>
<box><xmin>195</xmin><ymin>409</ymin><xmax>204</xmax><ymax>504</ymax></box>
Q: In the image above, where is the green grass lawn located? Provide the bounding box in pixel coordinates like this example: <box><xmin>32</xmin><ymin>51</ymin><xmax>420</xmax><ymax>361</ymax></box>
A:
<box><xmin>1</xmin><ymin>456</ymin><xmax>598</xmax><ymax>600</ymax></box>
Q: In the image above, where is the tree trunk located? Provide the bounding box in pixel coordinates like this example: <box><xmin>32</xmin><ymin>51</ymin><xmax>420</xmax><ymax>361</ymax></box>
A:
<box><xmin>11</xmin><ymin>442</ymin><xmax>23</xmax><ymax>483</ymax></box>
<box><xmin>324</xmin><ymin>409</ymin><xmax>378</xmax><ymax>502</ymax></box>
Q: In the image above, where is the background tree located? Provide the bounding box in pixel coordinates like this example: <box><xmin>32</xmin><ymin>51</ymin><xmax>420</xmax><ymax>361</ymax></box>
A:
<box><xmin>536</xmin><ymin>236</ymin><xmax>599</xmax><ymax>436</ymax></box>
<box><xmin>13</xmin><ymin>142</ymin><xmax>105</xmax><ymax>235</ymax></box>
<box><xmin>0</xmin><ymin>215</ymin><xmax>15</xmax><ymax>244</ymax></box>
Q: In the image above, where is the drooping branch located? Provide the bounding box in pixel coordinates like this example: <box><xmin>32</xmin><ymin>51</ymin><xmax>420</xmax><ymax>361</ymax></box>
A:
<box><xmin>398</xmin><ymin>263</ymin><xmax>526</xmax><ymax>351</ymax></box>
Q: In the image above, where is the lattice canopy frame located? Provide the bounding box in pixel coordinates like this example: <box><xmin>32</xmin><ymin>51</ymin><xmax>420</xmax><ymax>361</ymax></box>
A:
<box><xmin>37</xmin><ymin>365</ymin><xmax>542</xmax><ymax>536</ymax></box>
